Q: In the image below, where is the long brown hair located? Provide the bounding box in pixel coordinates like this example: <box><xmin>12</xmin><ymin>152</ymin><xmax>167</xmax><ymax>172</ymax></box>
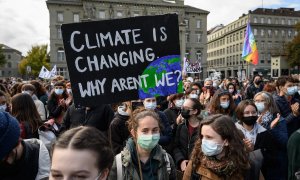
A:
<box><xmin>11</xmin><ymin>93</ymin><xmax>42</xmax><ymax>133</ymax></box>
<box><xmin>190</xmin><ymin>114</ymin><xmax>250</xmax><ymax>178</ymax></box>
<box><xmin>208</xmin><ymin>89</ymin><xmax>236</xmax><ymax>116</ymax></box>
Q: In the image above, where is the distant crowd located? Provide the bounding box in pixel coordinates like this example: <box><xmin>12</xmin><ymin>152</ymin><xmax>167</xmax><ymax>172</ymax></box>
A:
<box><xmin>0</xmin><ymin>74</ymin><xmax>300</xmax><ymax>180</ymax></box>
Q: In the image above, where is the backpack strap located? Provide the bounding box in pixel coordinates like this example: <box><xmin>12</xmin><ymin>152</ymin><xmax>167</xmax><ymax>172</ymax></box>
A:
<box><xmin>163</xmin><ymin>152</ymin><xmax>171</xmax><ymax>175</ymax></box>
<box><xmin>116</xmin><ymin>153</ymin><xmax>123</xmax><ymax>180</ymax></box>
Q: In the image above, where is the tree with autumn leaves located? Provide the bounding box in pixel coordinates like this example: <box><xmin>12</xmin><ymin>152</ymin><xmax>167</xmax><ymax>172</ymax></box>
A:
<box><xmin>286</xmin><ymin>23</ymin><xmax>300</xmax><ymax>68</ymax></box>
<box><xmin>18</xmin><ymin>44</ymin><xmax>50</xmax><ymax>77</ymax></box>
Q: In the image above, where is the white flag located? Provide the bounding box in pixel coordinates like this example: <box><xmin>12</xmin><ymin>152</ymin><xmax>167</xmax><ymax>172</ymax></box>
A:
<box><xmin>38</xmin><ymin>66</ymin><xmax>50</xmax><ymax>79</ymax></box>
<box><xmin>49</xmin><ymin>65</ymin><xmax>57</xmax><ymax>78</ymax></box>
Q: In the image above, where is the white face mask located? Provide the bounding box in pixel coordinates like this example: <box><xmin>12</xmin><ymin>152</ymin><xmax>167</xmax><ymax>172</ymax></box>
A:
<box><xmin>144</xmin><ymin>102</ymin><xmax>157</xmax><ymax>110</ymax></box>
<box><xmin>189</xmin><ymin>94</ymin><xmax>199</xmax><ymax>99</ymax></box>
<box><xmin>22</xmin><ymin>90</ymin><xmax>33</xmax><ymax>95</ymax></box>
<box><xmin>66</xmin><ymin>88</ymin><xmax>72</xmax><ymax>94</ymax></box>
<box><xmin>174</xmin><ymin>99</ymin><xmax>184</xmax><ymax>108</ymax></box>
<box><xmin>0</xmin><ymin>104</ymin><xmax>7</xmax><ymax>112</ymax></box>
<box><xmin>117</xmin><ymin>106</ymin><xmax>129</xmax><ymax>116</ymax></box>
<box><xmin>220</xmin><ymin>101</ymin><xmax>230</xmax><ymax>109</ymax></box>
<box><xmin>255</xmin><ymin>102</ymin><xmax>265</xmax><ymax>113</ymax></box>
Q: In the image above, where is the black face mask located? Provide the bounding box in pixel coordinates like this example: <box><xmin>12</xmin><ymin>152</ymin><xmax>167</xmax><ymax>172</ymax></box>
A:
<box><xmin>255</xmin><ymin>80</ymin><xmax>262</xmax><ymax>85</ymax></box>
<box><xmin>242</xmin><ymin>116</ymin><xmax>258</xmax><ymax>126</ymax></box>
<box><xmin>181</xmin><ymin>109</ymin><xmax>191</xmax><ymax>119</ymax></box>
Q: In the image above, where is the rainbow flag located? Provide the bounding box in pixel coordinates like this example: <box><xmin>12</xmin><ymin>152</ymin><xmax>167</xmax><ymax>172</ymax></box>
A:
<box><xmin>242</xmin><ymin>22</ymin><xmax>258</xmax><ymax>65</ymax></box>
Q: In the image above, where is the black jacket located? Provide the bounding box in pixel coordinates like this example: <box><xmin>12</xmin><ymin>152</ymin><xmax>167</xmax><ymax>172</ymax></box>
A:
<box><xmin>0</xmin><ymin>141</ymin><xmax>39</xmax><ymax>180</ymax></box>
<box><xmin>245</xmin><ymin>83</ymin><xmax>263</xmax><ymax>100</ymax></box>
<box><xmin>61</xmin><ymin>104</ymin><xmax>114</xmax><ymax>133</ymax></box>
<box><xmin>109</xmin><ymin>113</ymin><xmax>130</xmax><ymax>155</ymax></box>
<box><xmin>173</xmin><ymin>119</ymin><xmax>199</xmax><ymax>168</ymax></box>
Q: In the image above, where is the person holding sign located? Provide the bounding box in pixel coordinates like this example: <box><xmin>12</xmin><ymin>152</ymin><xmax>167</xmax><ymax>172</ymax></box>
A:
<box><xmin>108</xmin><ymin>109</ymin><xmax>176</xmax><ymax>180</ymax></box>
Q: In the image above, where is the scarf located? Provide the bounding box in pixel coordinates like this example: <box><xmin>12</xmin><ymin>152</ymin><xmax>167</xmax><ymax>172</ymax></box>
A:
<box><xmin>260</xmin><ymin>111</ymin><xmax>273</xmax><ymax>129</ymax></box>
<box><xmin>200</xmin><ymin>155</ymin><xmax>237</xmax><ymax>177</ymax></box>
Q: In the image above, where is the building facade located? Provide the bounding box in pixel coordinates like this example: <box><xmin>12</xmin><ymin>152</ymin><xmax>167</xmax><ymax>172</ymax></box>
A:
<box><xmin>0</xmin><ymin>44</ymin><xmax>22</xmax><ymax>78</ymax></box>
<box><xmin>207</xmin><ymin>8</ymin><xmax>300</xmax><ymax>79</ymax></box>
<box><xmin>46</xmin><ymin>0</ymin><xmax>209</xmax><ymax>79</ymax></box>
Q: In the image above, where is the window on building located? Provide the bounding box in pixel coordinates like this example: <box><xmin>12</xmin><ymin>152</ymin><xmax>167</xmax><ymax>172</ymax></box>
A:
<box><xmin>196</xmin><ymin>50</ymin><xmax>202</xmax><ymax>61</ymax></box>
<box><xmin>57</xmin><ymin>26</ymin><xmax>62</xmax><ymax>39</ymax></box>
<box><xmin>275</xmin><ymin>18</ymin><xmax>279</xmax><ymax>24</ymax></box>
<box><xmin>196</xmin><ymin>33</ymin><xmax>202</xmax><ymax>43</ymax></box>
<box><xmin>73</xmin><ymin>13</ymin><xmax>80</xmax><ymax>22</ymax></box>
<box><xmin>281</xmin><ymin>19</ymin><xmax>285</xmax><ymax>25</ymax></box>
<box><xmin>267</xmin><ymin>29</ymin><xmax>272</xmax><ymax>37</ymax></box>
<box><xmin>281</xmin><ymin>30</ymin><xmax>285</xmax><ymax>37</ymax></box>
<box><xmin>261</xmin><ymin>17</ymin><xmax>264</xmax><ymax>23</ymax></box>
<box><xmin>275</xmin><ymin>30</ymin><xmax>278</xmax><ymax>37</ymax></box>
<box><xmin>7</xmin><ymin>55</ymin><xmax>11</xmax><ymax>59</ymax></box>
<box><xmin>185</xmin><ymin>33</ymin><xmax>189</xmax><ymax>42</ymax></box>
<box><xmin>268</xmin><ymin>41</ymin><xmax>272</xmax><ymax>48</ymax></box>
<box><xmin>196</xmin><ymin>20</ymin><xmax>201</xmax><ymax>28</ymax></box>
<box><xmin>116</xmin><ymin>11</ymin><xmax>123</xmax><ymax>18</ymax></box>
<box><xmin>260</xmin><ymin>60</ymin><xmax>265</xmax><ymax>64</ymax></box>
<box><xmin>57</xmin><ymin>67</ymin><xmax>68</xmax><ymax>77</ymax></box>
<box><xmin>254</xmin><ymin>29</ymin><xmax>257</xmax><ymax>35</ymax></box>
<box><xmin>57</xmin><ymin>12</ymin><xmax>64</xmax><ymax>22</ymax></box>
<box><xmin>57</xmin><ymin>48</ymin><xmax>65</xmax><ymax>61</ymax></box>
<box><xmin>7</xmin><ymin>62</ymin><xmax>11</xmax><ymax>68</ymax></box>
<box><xmin>295</xmin><ymin>20</ymin><xmax>298</xmax><ymax>25</ymax></box>
<box><xmin>240</xmin><ymin>43</ymin><xmax>243</xmax><ymax>51</ymax></box>
<box><xmin>184</xmin><ymin>19</ymin><xmax>189</xmax><ymax>28</ymax></box>
<box><xmin>261</xmin><ymin>41</ymin><xmax>265</xmax><ymax>49</ymax></box>
<box><xmin>233</xmin><ymin>34</ymin><xmax>235</xmax><ymax>41</ymax></box>
<box><xmin>267</xmin><ymin>18</ymin><xmax>271</xmax><ymax>24</ymax></box>
<box><xmin>288</xmin><ymin>19</ymin><xmax>291</xmax><ymax>25</ymax></box>
<box><xmin>254</xmin><ymin>17</ymin><xmax>257</xmax><ymax>23</ymax></box>
<box><xmin>288</xmin><ymin>30</ymin><xmax>292</xmax><ymax>38</ymax></box>
<box><xmin>261</xmin><ymin>29</ymin><xmax>264</xmax><ymax>37</ymax></box>
<box><xmin>233</xmin><ymin>45</ymin><xmax>235</xmax><ymax>52</ymax></box>
<box><xmin>240</xmin><ymin>31</ymin><xmax>243</xmax><ymax>39</ymax></box>
<box><xmin>185</xmin><ymin>50</ymin><xmax>190</xmax><ymax>59</ymax></box>
<box><xmin>99</xmin><ymin>10</ymin><xmax>106</xmax><ymax>19</ymax></box>
<box><xmin>295</xmin><ymin>31</ymin><xmax>298</xmax><ymax>36</ymax></box>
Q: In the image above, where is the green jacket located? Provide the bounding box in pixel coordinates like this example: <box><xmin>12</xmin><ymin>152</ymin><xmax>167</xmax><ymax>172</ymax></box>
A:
<box><xmin>108</xmin><ymin>138</ymin><xmax>176</xmax><ymax>180</ymax></box>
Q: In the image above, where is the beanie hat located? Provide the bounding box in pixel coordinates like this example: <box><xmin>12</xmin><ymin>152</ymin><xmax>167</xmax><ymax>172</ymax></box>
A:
<box><xmin>0</xmin><ymin>112</ymin><xmax>20</xmax><ymax>160</ymax></box>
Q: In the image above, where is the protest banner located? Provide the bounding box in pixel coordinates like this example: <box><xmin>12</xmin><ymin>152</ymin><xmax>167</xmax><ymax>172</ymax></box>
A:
<box><xmin>62</xmin><ymin>14</ymin><xmax>182</xmax><ymax>107</ymax></box>
<box><xmin>184</xmin><ymin>59</ymin><xmax>201</xmax><ymax>73</ymax></box>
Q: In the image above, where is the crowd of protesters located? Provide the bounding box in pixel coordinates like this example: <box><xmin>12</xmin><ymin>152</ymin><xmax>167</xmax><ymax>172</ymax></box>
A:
<box><xmin>0</xmin><ymin>74</ymin><xmax>300</xmax><ymax>180</ymax></box>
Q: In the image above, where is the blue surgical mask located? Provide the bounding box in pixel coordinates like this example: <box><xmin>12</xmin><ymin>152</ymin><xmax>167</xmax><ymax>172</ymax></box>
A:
<box><xmin>0</xmin><ymin>104</ymin><xmax>7</xmax><ymax>112</ymax></box>
<box><xmin>66</xmin><ymin>88</ymin><xmax>72</xmax><ymax>94</ymax></box>
<box><xmin>55</xmin><ymin>89</ymin><xmax>64</xmax><ymax>95</ymax></box>
<box><xmin>201</xmin><ymin>139</ymin><xmax>224</xmax><ymax>156</ymax></box>
<box><xmin>220</xmin><ymin>101</ymin><xmax>230</xmax><ymax>109</ymax></box>
<box><xmin>255</xmin><ymin>102</ymin><xmax>265</xmax><ymax>113</ymax></box>
<box><xmin>144</xmin><ymin>102</ymin><xmax>157</xmax><ymax>110</ymax></box>
<box><xmin>137</xmin><ymin>134</ymin><xmax>160</xmax><ymax>151</ymax></box>
<box><xmin>286</xmin><ymin>86</ymin><xmax>296</xmax><ymax>96</ymax></box>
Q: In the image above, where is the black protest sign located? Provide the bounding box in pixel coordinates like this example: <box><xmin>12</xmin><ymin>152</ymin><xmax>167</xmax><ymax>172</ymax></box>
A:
<box><xmin>62</xmin><ymin>14</ymin><xmax>182</xmax><ymax>107</ymax></box>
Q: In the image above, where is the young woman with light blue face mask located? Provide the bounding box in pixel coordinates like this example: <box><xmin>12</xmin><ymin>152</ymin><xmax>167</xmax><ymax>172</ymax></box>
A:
<box><xmin>207</xmin><ymin>89</ymin><xmax>236</xmax><ymax>121</ymax></box>
<box><xmin>108</xmin><ymin>109</ymin><xmax>176</xmax><ymax>180</ymax></box>
<box><xmin>183</xmin><ymin>114</ymin><xmax>250</xmax><ymax>180</ymax></box>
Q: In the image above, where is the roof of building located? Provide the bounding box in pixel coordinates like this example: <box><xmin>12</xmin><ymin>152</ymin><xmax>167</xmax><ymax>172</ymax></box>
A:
<box><xmin>184</xmin><ymin>5</ymin><xmax>209</xmax><ymax>14</ymax></box>
<box><xmin>249</xmin><ymin>7</ymin><xmax>300</xmax><ymax>17</ymax></box>
<box><xmin>207</xmin><ymin>24</ymin><xmax>225</xmax><ymax>34</ymax></box>
<box><xmin>0</xmin><ymin>44</ymin><xmax>22</xmax><ymax>55</ymax></box>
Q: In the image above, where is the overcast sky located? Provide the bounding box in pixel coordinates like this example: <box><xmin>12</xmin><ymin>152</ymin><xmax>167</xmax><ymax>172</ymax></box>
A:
<box><xmin>0</xmin><ymin>0</ymin><xmax>299</xmax><ymax>55</ymax></box>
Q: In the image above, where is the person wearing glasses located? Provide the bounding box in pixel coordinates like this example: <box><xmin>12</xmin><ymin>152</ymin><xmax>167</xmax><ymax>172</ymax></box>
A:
<box><xmin>173</xmin><ymin>98</ymin><xmax>202</xmax><ymax>174</ymax></box>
